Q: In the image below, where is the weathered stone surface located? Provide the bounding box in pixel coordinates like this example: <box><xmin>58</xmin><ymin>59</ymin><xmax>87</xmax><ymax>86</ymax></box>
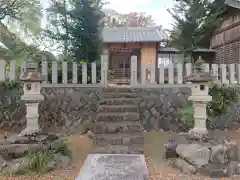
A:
<box><xmin>2</xmin><ymin>157</ymin><xmax>30</xmax><ymax>174</ymax></box>
<box><xmin>210</xmin><ymin>144</ymin><xmax>227</xmax><ymax>164</ymax></box>
<box><xmin>174</xmin><ymin>158</ymin><xmax>197</xmax><ymax>175</ymax></box>
<box><xmin>77</xmin><ymin>154</ymin><xmax>149</xmax><ymax>180</ymax></box>
<box><xmin>165</xmin><ymin>132</ymin><xmax>240</xmax><ymax>178</ymax></box>
<box><xmin>0</xmin><ymin>143</ymin><xmax>42</xmax><ymax>159</ymax></box>
<box><xmin>94</xmin><ymin>133</ymin><xmax>144</xmax><ymax>146</ymax></box>
<box><xmin>54</xmin><ymin>153</ymin><xmax>71</xmax><ymax>169</ymax></box>
<box><xmin>7</xmin><ymin>135</ymin><xmax>45</xmax><ymax>144</ymax></box>
<box><xmin>93</xmin><ymin>87</ymin><xmax>144</xmax><ymax>154</ymax></box>
<box><xmin>91</xmin><ymin>145</ymin><xmax>144</xmax><ymax>154</ymax></box>
<box><xmin>92</xmin><ymin>122</ymin><xmax>142</xmax><ymax>134</ymax></box>
<box><xmin>165</xmin><ymin>133</ymin><xmax>189</xmax><ymax>151</ymax></box>
<box><xmin>102</xmin><ymin>92</ymin><xmax>139</xmax><ymax>99</ymax></box>
<box><xmin>98</xmin><ymin>105</ymin><xmax>138</xmax><ymax>113</ymax></box>
<box><xmin>97</xmin><ymin>112</ymin><xmax>139</xmax><ymax>122</ymax></box>
<box><xmin>227</xmin><ymin>161</ymin><xmax>240</xmax><ymax>176</ymax></box>
<box><xmin>0</xmin><ymin>133</ymin><xmax>71</xmax><ymax>175</ymax></box>
<box><xmin>101</xmin><ymin>98</ymin><xmax>139</xmax><ymax>105</ymax></box>
<box><xmin>164</xmin><ymin>133</ymin><xmax>189</xmax><ymax>159</ymax></box>
<box><xmin>50</xmin><ymin>139</ymin><xmax>63</xmax><ymax>151</ymax></box>
<box><xmin>199</xmin><ymin>164</ymin><xmax>230</xmax><ymax>178</ymax></box>
<box><xmin>2</xmin><ymin>87</ymin><xmax>240</xmax><ymax>134</ymax></box>
<box><xmin>176</xmin><ymin>144</ymin><xmax>211</xmax><ymax>168</ymax></box>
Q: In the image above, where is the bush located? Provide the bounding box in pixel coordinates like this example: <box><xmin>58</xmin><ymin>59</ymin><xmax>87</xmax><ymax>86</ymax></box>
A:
<box><xmin>27</xmin><ymin>150</ymin><xmax>54</xmax><ymax>173</ymax></box>
<box><xmin>54</xmin><ymin>138</ymin><xmax>72</xmax><ymax>158</ymax></box>
<box><xmin>179</xmin><ymin>84</ymin><xmax>239</xmax><ymax>128</ymax></box>
<box><xmin>26</xmin><ymin>138</ymin><xmax>72</xmax><ymax>173</ymax></box>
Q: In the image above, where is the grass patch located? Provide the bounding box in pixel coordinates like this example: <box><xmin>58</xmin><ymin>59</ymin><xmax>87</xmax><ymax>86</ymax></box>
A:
<box><xmin>27</xmin><ymin>150</ymin><xmax>54</xmax><ymax>173</ymax></box>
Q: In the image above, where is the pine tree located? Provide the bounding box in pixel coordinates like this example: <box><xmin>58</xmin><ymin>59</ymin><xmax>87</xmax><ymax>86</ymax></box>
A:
<box><xmin>45</xmin><ymin>0</ymin><xmax>105</xmax><ymax>63</ymax></box>
<box><xmin>169</xmin><ymin>0</ymin><xmax>226</xmax><ymax>56</ymax></box>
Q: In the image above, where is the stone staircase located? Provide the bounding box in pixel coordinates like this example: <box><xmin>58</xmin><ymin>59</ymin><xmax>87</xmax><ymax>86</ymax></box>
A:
<box><xmin>91</xmin><ymin>87</ymin><xmax>144</xmax><ymax>154</ymax></box>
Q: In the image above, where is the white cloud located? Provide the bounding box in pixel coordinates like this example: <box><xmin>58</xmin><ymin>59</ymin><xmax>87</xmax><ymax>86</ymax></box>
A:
<box><xmin>104</xmin><ymin>0</ymin><xmax>174</xmax><ymax>30</ymax></box>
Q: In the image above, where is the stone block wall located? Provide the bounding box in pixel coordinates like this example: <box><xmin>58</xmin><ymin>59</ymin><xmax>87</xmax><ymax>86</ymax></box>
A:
<box><xmin>138</xmin><ymin>88</ymin><xmax>190</xmax><ymax>132</ymax></box>
<box><xmin>0</xmin><ymin>86</ymin><xmax>240</xmax><ymax>134</ymax></box>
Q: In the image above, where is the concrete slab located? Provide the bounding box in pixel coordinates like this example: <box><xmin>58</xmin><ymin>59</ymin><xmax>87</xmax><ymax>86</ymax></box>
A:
<box><xmin>76</xmin><ymin>154</ymin><xmax>149</xmax><ymax>180</ymax></box>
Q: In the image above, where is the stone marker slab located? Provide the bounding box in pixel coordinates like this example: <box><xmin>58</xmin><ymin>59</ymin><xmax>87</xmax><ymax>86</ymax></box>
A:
<box><xmin>76</xmin><ymin>154</ymin><xmax>149</xmax><ymax>180</ymax></box>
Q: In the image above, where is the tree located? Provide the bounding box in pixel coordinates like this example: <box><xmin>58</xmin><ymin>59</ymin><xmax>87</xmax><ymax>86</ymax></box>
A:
<box><xmin>123</xmin><ymin>12</ymin><xmax>155</xmax><ymax>27</ymax></box>
<box><xmin>104</xmin><ymin>10</ymin><xmax>155</xmax><ymax>27</ymax></box>
<box><xmin>45</xmin><ymin>0</ymin><xmax>105</xmax><ymax>63</ymax></box>
<box><xmin>0</xmin><ymin>0</ymin><xmax>57</xmax><ymax>62</ymax></box>
<box><xmin>168</xmin><ymin>0</ymin><xmax>226</xmax><ymax>56</ymax></box>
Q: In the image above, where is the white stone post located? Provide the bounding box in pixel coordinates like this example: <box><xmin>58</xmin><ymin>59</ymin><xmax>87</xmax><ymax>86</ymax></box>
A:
<box><xmin>188</xmin><ymin>84</ymin><xmax>212</xmax><ymax>139</ymax></box>
<box><xmin>185</xmin><ymin>56</ymin><xmax>214</xmax><ymax>139</ymax></box>
<box><xmin>101</xmin><ymin>50</ymin><xmax>108</xmax><ymax>86</ymax></box>
<box><xmin>131</xmin><ymin>55</ymin><xmax>137</xmax><ymax>85</ymax></box>
<box><xmin>19</xmin><ymin>60</ymin><xmax>44</xmax><ymax>136</ymax></box>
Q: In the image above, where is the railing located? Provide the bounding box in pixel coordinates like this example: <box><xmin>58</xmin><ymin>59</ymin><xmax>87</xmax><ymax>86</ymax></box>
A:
<box><xmin>130</xmin><ymin>56</ymin><xmax>240</xmax><ymax>86</ymax></box>
<box><xmin>0</xmin><ymin>55</ymin><xmax>109</xmax><ymax>87</ymax></box>
<box><xmin>2</xmin><ymin>55</ymin><xmax>240</xmax><ymax>87</ymax></box>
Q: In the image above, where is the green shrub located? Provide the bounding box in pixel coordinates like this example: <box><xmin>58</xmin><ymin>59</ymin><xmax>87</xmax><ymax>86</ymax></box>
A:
<box><xmin>179</xmin><ymin>105</ymin><xmax>194</xmax><ymax>127</ymax></box>
<box><xmin>179</xmin><ymin>84</ymin><xmax>239</xmax><ymax>127</ymax></box>
<box><xmin>26</xmin><ymin>150</ymin><xmax>54</xmax><ymax>173</ymax></box>
<box><xmin>0</xmin><ymin>80</ymin><xmax>22</xmax><ymax>91</ymax></box>
<box><xmin>54</xmin><ymin>138</ymin><xmax>72</xmax><ymax>158</ymax></box>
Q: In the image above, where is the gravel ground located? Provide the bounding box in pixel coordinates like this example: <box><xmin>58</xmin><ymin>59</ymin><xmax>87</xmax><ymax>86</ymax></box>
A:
<box><xmin>1</xmin><ymin>132</ymin><xmax>240</xmax><ymax>180</ymax></box>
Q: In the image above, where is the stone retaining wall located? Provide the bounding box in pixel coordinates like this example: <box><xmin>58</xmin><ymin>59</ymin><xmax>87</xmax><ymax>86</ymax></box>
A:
<box><xmin>0</xmin><ymin>87</ymin><xmax>240</xmax><ymax>134</ymax></box>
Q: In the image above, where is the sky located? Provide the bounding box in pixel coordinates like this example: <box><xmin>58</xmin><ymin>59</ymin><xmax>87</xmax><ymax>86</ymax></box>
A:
<box><xmin>104</xmin><ymin>0</ymin><xmax>174</xmax><ymax>29</ymax></box>
<box><xmin>41</xmin><ymin>0</ymin><xmax>174</xmax><ymax>30</ymax></box>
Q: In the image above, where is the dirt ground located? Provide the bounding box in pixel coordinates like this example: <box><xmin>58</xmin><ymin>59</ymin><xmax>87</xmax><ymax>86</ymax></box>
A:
<box><xmin>1</xmin><ymin>131</ymin><xmax>240</xmax><ymax>180</ymax></box>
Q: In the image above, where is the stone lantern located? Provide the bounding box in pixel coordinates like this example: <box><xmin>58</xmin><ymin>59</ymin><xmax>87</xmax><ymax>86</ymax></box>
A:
<box><xmin>19</xmin><ymin>60</ymin><xmax>44</xmax><ymax>136</ymax></box>
<box><xmin>185</xmin><ymin>57</ymin><xmax>215</xmax><ymax>139</ymax></box>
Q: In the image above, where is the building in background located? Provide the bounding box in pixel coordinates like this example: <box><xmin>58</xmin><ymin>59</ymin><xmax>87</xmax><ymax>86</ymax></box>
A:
<box><xmin>102</xmin><ymin>26</ymin><xmax>168</xmax><ymax>84</ymax></box>
<box><xmin>210</xmin><ymin>0</ymin><xmax>240</xmax><ymax>64</ymax></box>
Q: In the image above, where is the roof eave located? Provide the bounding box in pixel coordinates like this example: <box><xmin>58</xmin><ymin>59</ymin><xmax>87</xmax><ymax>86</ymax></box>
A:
<box><xmin>102</xmin><ymin>40</ymin><xmax>167</xmax><ymax>44</ymax></box>
<box><xmin>225</xmin><ymin>0</ymin><xmax>240</xmax><ymax>10</ymax></box>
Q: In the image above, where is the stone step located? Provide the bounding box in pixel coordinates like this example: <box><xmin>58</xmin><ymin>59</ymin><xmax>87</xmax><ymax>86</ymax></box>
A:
<box><xmin>92</xmin><ymin>121</ymin><xmax>142</xmax><ymax>134</ymax></box>
<box><xmin>100</xmin><ymin>98</ymin><xmax>139</xmax><ymax>105</ymax></box>
<box><xmin>103</xmin><ymin>87</ymin><xmax>141</xmax><ymax>93</ymax></box>
<box><xmin>93</xmin><ymin>133</ymin><xmax>144</xmax><ymax>146</ymax></box>
<box><xmin>98</xmin><ymin>105</ymin><xmax>138</xmax><ymax>113</ymax></box>
<box><xmin>96</xmin><ymin>112</ymin><xmax>140</xmax><ymax>122</ymax></box>
<box><xmin>102</xmin><ymin>92</ymin><xmax>139</xmax><ymax>99</ymax></box>
<box><xmin>91</xmin><ymin>145</ymin><xmax>144</xmax><ymax>154</ymax></box>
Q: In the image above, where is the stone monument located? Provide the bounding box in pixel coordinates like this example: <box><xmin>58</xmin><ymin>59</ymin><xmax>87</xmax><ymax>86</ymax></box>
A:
<box><xmin>185</xmin><ymin>56</ymin><xmax>215</xmax><ymax>139</ymax></box>
<box><xmin>77</xmin><ymin>154</ymin><xmax>149</xmax><ymax>180</ymax></box>
<box><xmin>164</xmin><ymin>57</ymin><xmax>240</xmax><ymax>178</ymax></box>
<box><xmin>19</xmin><ymin>59</ymin><xmax>44</xmax><ymax>136</ymax></box>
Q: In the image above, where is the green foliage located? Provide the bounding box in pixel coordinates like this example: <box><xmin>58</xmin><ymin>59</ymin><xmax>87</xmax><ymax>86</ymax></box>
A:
<box><xmin>45</xmin><ymin>0</ymin><xmax>105</xmax><ymax>63</ymax></box>
<box><xmin>27</xmin><ymin>150</ymin><xmax>54</xmax><ymax>173</ymax></box>
<box><xmin>0</xmin><ymin>0</ymin><xmax>58</xmax><ymax>62</ymax></box>
<box><xmin>0</xmin><ymin>80</ymin><xmax>22</xmax><ymax>91</ymax></box>
<box><xmin>208</xmin><ymin>84</ymin><xmax>239</xmax><ymax>117</ymax></box>
<box><xmin>179</xmin><ymin>84</ymin><xmax>239</xmax><ymax>126</ymax></box>
<box><xmin>169</xmin><ymin>0</ymin><xmax>226</xmax><ymax>55</ymax></box>
<box><xmin>54</xmin><ymin>138</ymin><xmax>72</xmax><ymax>158</ymax></box>
<box><xmin>22</xmin><ymin>138</ymin><xmax>72</xmax><ymax>174</ymax></box>
<box><xmin>179</xmin><ymin>105</ymin><xmax>194</xmax><ymax>127</ymax></box>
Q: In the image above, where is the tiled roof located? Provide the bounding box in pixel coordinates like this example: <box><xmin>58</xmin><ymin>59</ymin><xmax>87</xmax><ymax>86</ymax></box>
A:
<box><xmin>158</xmin><ymin>47</ymin><xmax>215</xmax><ymax>53</ymax></box>
<box><xmin>225</xmin><ymin>0</ymin><xmax>240</xmax><ymax>9</ymax></box>
<box><xmin>102</xmin><ymin>27</ymin><xmax>168</xmax><ymax>43</ymax></box>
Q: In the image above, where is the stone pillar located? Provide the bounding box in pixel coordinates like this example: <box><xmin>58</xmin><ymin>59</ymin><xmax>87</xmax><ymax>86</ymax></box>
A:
<box><xmin>19</xmin><ymin>60</ymin><xmax>44</xmax><ymax>136</ymax></box>
<box><xmin>185</xmin><ymin>57</ymin><xmax>215</xmax><ymax>139</ymax></box>
<box><xmin>101</xmin><ymin>49</ymin><xmax>109</xmax><ymax>85</ymax></box>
